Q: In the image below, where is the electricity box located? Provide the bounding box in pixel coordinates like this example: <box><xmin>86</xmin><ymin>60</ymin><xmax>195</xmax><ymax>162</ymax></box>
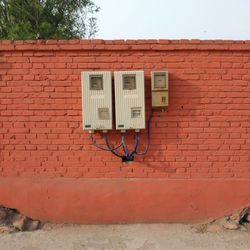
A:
<box><xmin>81</xmin><ymin>71</ymin><xmax>112</xmax><ymax>131</ymax></box>
<box><xmin>151</xmin><ymin>71</ymin><xmax>169</xmax><ymax>108</ymax></box>
<box><xmin>114</xmin><ymin>71</ymin><xmax>145</xmax><ymax>130</ymax></box>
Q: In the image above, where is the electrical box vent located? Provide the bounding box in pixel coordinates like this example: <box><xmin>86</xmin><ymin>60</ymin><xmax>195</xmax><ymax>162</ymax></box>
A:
<box><xmin>98</xmin><ymin>108</ymin><xmax>110</xmax><ymax>120</ymax></box>
<box><xmin>81</xmin><ymin>71</ymin><xmax>112</xmax><ymax>131</ymax></box>
<box><xmin>114</xmin><ymin>71</ymin><xmax>145</xmax><ymax>130</ymax></box>
<box><xmin>131</xmin><ymin>108</ymin><xmax>142</xmax><ymax>118</ymax></box>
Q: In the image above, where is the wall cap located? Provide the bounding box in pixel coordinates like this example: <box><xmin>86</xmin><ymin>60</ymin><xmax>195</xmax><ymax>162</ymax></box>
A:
<box><xmin>1</xmin><ymin>39</ymin><xmax>250</xmax><ymax>51</ymax></box>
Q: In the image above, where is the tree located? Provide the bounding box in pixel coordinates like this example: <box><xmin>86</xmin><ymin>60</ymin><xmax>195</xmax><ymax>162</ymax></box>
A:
<box><xmin>0</xmin><ymin>0</ymin><xmax>99</xmax><ymax>39</ymax></box>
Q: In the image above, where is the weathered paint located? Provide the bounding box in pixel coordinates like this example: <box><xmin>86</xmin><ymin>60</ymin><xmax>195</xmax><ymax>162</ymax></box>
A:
<box><xmin>0</xmin><ymin>178</ymin><xmax>249</xmax><ymax>223</ymax></box>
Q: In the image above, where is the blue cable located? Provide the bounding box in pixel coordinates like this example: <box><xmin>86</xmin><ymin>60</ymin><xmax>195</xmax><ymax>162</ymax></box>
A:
<box><xmin>90</xmin><ymin>109</ymin><xmax>153</xmax><ymax>160</ymax></box>
<box><xmin>121</xmin><ymin>133</ymin><xmax>129</xmax><ymax>157</ymax></box>
<box><xmin>103</xmin><ymin>133</ymin><xmax>124</xmax><ymax>158</ymax></box>
<box><xmin>90</xmin><ymin>133</ymin><xmax>122</xmax><ymax>152</ymax></box>
<box><xmin>135</xmin><ymin>110</ymin><xmax>153</xmax><ymax>155</ymax></box>
<box><xmin>129</xmin><ymin>132</ymin><xmax>139</xmax><ymax>158</ymax></box>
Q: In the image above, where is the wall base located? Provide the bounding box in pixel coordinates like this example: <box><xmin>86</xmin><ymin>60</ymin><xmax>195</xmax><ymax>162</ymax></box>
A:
<box><xmin>0</xmin><ymin>178</ymin><xmax>249</xmax><ymax>224</ymax></box>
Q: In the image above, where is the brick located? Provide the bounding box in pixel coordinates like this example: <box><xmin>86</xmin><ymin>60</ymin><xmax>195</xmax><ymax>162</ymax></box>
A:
<box><xmin>0</xmin><ymin>40</ymin><xmax>250</xmax><ymax>179</ymax></box>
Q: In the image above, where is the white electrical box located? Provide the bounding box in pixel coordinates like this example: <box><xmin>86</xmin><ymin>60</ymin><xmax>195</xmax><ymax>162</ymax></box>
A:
<box><xmin>114</xmin><ymin>71</ymin><xmax>145</xmax><ymax>130</ymax></box>
<box><xmin>81</xmin><ymin>71</ymin><xmax>112</xmax><ymax>131</ymax></box>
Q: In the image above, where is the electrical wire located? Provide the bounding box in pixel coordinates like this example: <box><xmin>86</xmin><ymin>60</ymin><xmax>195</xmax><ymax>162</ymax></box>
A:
<box><xmin>103</xmin><ymin>133</ymin><xmax>124</xmax><ymax>158</ymax></box>
<box><xmin>135</xmin><ymin>110</ymin><xmax>153</xmax><ymax>155</ymax></box>
<box><xmin>121</xmin><ymin>133</ymin><xmax>129</xmax><ymax>157</ymax></box>
<box><xmin>129</xmin><ymin>132</ymin><xmax>139</xmax><ymax>158</ymax></box>
<box><xmin>89</xmin><ymin>109</ymin><xmax>154</xmax><ymax>160</ymax></box>
<box><xmin>90</xmin><ymin>133</ymin><xmax>122</xmax><ymax>152</ymax></box>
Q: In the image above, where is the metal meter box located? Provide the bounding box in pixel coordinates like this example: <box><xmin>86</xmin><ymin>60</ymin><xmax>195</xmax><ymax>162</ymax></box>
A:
<box><xmin>81</xmin><ymin>71</ymin><xmax>112</xmax><ymax>131</ymax></box>
<box><xmin>151</xmin><ymin>71</ymin><xmax>169</xmax><ymax>108</ymax></box>
<box><xmin>114</xmin><ymin>71</ymin><xmax>145</xmax><ymax>130</ymax></box>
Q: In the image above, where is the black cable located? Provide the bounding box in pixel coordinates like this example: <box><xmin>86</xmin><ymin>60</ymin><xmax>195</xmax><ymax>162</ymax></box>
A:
<box><xmin>89</xmin><ymin>109</ymin><xmax>154</xmax><ymax>160</ymax></box>
<box><xmin>103</xmin><ymin>133</ymin><xmax>124</xmax><ymax>158</ymax></box>
<box><xmin>135</xmin><ymin>109</ymin><xmax>153</xmax><ymax>155</ymax></box>
<box><xmin>90</xmin><ymin>133</ymin><xmax>122</xmax><ymax>152</ymax></box>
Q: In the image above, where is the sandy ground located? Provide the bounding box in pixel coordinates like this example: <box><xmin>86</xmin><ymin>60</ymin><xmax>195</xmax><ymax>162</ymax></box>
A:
<box><xmin>0</xmin><ymin>223</ymin><xmax>250</xmax><ymax>250</ymax></box>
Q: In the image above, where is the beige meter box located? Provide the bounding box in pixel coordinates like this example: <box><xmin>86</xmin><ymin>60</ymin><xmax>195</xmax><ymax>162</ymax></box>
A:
<box><xmin>151</xmin><ymin>71</ymin><xmax>169</xmax><ymax>108</ymax></box>
<box><xmin>81</xmin><ymin>71</ymin><xmax>112</xmax><ymax>131</ymax></box>
<box><xmin>114</xmin><ymin>71</ymin><xmax>146</xmax><ymax>130</ymax></box>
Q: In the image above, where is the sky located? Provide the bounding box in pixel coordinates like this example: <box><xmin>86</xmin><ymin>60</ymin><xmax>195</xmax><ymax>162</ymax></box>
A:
<box><xmin>94</xmin><ymin>0</ymin><xmax>250</xmax><ymax>40</ymax></box>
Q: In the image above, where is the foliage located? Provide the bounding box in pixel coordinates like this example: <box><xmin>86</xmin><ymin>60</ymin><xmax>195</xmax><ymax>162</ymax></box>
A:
<box><xmin>0</xmin><ymin>0</ymin><xmax>99</xmax><ymax>39</ymax></box>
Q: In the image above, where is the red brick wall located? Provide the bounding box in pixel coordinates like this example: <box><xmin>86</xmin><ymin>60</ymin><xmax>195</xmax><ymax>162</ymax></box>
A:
<box><xmin>1</xmin><ymin>39</ymin><xmax>250</xmax><ymax>179</ymax></box>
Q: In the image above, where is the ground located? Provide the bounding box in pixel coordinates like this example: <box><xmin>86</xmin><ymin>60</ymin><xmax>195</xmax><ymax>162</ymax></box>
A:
<box><xmin>0</xmin><ymin>223</ymin><xmax>250</xmax><ymax>250</ymax></box>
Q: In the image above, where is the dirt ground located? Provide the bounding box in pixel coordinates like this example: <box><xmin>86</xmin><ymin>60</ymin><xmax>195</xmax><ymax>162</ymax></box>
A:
<box><xmin>0</xmin><ymin>223</ymin><xmax>250</xmax><ymax>250</ymax></box>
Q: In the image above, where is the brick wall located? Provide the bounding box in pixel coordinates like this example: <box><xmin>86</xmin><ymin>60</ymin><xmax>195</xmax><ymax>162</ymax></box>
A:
<box><xmin>1</xmin><ymin>39</ymin><xmax>250</xmax><ymax>179</ymax></box>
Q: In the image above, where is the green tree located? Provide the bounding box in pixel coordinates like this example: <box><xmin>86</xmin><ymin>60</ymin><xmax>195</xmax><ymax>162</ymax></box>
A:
<box><xmin>0</xmin><ymin>0</ymin><xmax>99</xmax><ymax>39</ymax></box>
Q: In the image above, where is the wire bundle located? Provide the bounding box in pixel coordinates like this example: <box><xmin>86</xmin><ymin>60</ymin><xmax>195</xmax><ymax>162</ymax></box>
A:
<box><xmin>89</xmin><ymin>110</ymin><xmax>153</xmax><ymax>161</ymax></box>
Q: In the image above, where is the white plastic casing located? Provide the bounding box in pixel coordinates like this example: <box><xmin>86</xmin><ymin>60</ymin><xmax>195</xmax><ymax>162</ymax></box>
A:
<box><xmin>81</xmin><ymin>71</ymin><xmax>112</xmax><ymax>131</ymax></box>
<box><xmin>151</xmin><ymin>71</ymin><xmax>168</xmax><ymax>91</ymax></box>
<box><xmin>114</xmin><ymin>71</ymin><xmax>145</xmax><ymax>130</ymax></box>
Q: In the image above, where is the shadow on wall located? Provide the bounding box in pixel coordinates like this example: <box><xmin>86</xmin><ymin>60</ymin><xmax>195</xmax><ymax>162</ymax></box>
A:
<box><xmin>131</xmin><ymin>73</ymin><xmax>202</xmax><ymax>177</ymax></box>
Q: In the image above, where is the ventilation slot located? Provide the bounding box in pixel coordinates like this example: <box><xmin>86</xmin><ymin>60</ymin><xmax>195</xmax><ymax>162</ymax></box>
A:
<box><xmin>131</xmin><ymin>108</ymin><xmax>142</xmax><ymax>118</ymax></box>
<box><xmin>98</xmin><ymin>108</ymin><xmax>110</xmax><ymax>120</ymax></box>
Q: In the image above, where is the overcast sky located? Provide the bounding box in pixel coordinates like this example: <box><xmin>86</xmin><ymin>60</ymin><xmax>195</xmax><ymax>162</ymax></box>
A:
<box><xmin>94</xmin><ymin>0</ymin><xmax>250</xmax><ymax>40</ymax></box>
